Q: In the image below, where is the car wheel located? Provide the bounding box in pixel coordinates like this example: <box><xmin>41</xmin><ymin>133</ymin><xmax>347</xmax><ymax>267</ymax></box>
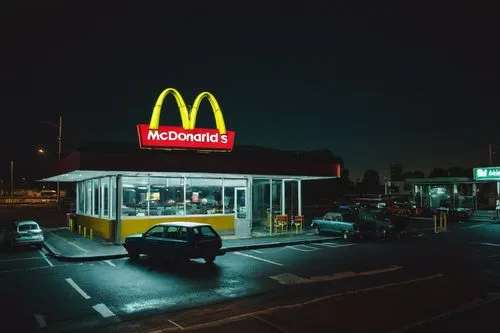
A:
<box><xmin>127</xmin><ymin>249</ymin><xmax>140</xmax><ymax>260</ymax></box>
<box><xmin>204</xmin><ymin>256</ymin><xmax>215</xmax><ymax>264</ymax></box>
<box><xmin>314</xmin><ymin>226</ymin><xmax>321</xmax><ymax>235</ymax></box>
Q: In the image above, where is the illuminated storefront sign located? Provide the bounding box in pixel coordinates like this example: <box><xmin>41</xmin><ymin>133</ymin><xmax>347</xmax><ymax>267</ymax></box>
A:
<box><xmin>137</xmin><ymin>88</ymin><xmax>235</xmax><ymax>151</ymax></box>
<box><xmin>473</xmin><ymin>167</ymin><xmax>500</xmax><ymax>180</ymax></box>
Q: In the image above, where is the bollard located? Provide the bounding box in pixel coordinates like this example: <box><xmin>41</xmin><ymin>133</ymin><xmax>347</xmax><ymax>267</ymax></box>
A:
<box><xmin>69</xmin><ymin>219</ymin><xmax>72</xmax><ymax>232</ymax></box>
<box><xmin>83</xmin><ymin>226</ymin><xmax>87</xmax><ymax>238</ymax></box>
<box><xmin>433</xmin><ymin>214</ymin><xmax>438</xmax><ymax>233</ymax></box>
<box><xmin>90</xmin><ymin>229</ymin><xmax>93</xmax><ymax>240</ymax></box>
<box><xmin>78</xmin><ymin>225</ymin><xmax>81</xmax><ymax>234</ymax></box>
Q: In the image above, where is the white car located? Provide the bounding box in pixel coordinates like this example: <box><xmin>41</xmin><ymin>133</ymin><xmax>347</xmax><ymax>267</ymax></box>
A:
<box><xmin>6</xmin><ymin>220</ymin><xmax>44</xmax><ymax>250</ymax></box>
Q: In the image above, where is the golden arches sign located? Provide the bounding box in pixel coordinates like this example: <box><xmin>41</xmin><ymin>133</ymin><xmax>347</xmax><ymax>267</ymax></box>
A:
<box><xmin>137</xmin><ymin>88</ymin><xmax>235</xmax><ymax>151</ymax></box>
<box><xmin>149</xmin><ymin>88</ymin><xmax>227</xmax><ymax>134</ymax></box>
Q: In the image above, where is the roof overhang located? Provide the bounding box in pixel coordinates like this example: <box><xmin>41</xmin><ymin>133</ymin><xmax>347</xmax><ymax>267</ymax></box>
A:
<box><xmin>38</xmin><ymin>170</ymin><xmax>336</xmax><ymax>182</ymax></box>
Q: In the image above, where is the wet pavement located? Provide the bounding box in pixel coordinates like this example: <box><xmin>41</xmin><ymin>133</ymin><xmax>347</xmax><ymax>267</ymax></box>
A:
<box><xmin>41</xmin><ymin>227</ymin><xmax>342</xmax><ymax>261</ymax></box>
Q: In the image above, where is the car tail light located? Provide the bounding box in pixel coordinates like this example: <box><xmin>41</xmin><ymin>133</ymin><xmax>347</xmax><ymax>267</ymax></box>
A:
<box><xmin>15</xmin><ymin>233</ymin><xmax>21</xmax><ymax>238</ymax></box>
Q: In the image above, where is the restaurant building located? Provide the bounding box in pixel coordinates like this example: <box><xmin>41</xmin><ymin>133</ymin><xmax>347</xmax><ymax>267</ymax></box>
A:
<box><xmin>38</xmin><ymin>88</ymin><xmax>340</xmax><ymax>243</ymax></box>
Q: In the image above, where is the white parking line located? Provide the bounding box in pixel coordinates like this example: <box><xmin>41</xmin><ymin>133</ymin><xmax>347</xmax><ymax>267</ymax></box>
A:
<box><xmin>234</xmin><ymin>252</ymin><xmax>284</xmax><ymax>266</ymax></box>
<box><xmin>38</xmin><ymin>250</ymin><xmax>54</xmax><ymax>267</ymax></box>
<box><xmin>92</xmin><ymin>303</ymin><xmax>116</xmax><ymax>318</ymax></box>
<box><xmin>250</xmin><ymin>250</ymin><xmax>263</xmax><ymax>254</ymax></box>
<box><xmin>462</xmin><ymin>224</ymin><xmax>485</xmax><ymax>229</ymax></box>
<box><xmin>470</xmin><ymin>241</ymin><xmax>500</xmax><ymax>247</ymax></box>
<box><xmin>285</xmin><ymin>245</ymin><xmax>318</xmax><ymax>252</ymax></box>
<box><xmin>104</xmin><ymin>260</ymin><xmax>116</xmax><ymax>267</ymax></box>
<box><xmin>315</xmin><ymin>242</ymin><xmax>354</xmax><ymax>248</ymax></box>
<box><xmin>65</xmin><ymin>278</ymin><xmax>91</xmax><ymax>299</ymax></box>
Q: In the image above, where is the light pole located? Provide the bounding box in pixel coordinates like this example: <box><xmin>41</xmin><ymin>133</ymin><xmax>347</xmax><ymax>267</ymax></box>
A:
<box><xmin>40</xmin><ymin>116</ymin><xmax>63</xmax><ymax>206</ymax></box>
<box><xmin>10</xmin><ymin>160</ymin><xmax>14</xmax><ymax>198</ymax></box>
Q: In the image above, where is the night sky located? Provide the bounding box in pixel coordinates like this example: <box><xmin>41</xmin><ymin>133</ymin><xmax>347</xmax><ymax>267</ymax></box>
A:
<box><xmin>1</xmin><ymin>1</ymin><xmax>499</xmax><ymax>182</ymax></box>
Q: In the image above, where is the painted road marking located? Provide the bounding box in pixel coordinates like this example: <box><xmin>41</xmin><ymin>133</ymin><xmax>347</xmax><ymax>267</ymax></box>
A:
<box><xmin>92</xmin><ymin>303</ymin><xmax>116</xmax><ymax>318</ymax></box>
<box><xmin>315</xmin><ymin>242</ymin><xmax>345</xmax><ymax>248</ymax></box>
<box><xmin>234</xmin><ymin>252</ymin><xmax>284</xmax><ymax>266</ymax></box>
<box><xmin>270</xmin><ymin>265</ymin><xmax>403</xmax><ymax>285</ymax></box>
<box><xmin>387</xmin><ymin>293</ymin><xmax>500</xmax><ymax>333</ymax></box>
<box><xmin>0</xmin><ymin>257</ymin><xmax>45</xmax><ymax>262</ymax></box>
<box><xmin>162</xmin><ymin>274</ymin><xmax>444</xmax><ymax>332</ymax></box>
<box><xmin>285</xmin><ymin>245</ymin><xmax>318</xmax><ymax>252</ymax></box>
<box><xmin>250</xmin><ymin>250</ymin><xmax>263</xmax><ymax>254</ymax></box>
<box><xmin>34</xmin><ymin>314</ymin><xmax>47</xmax><ymax>328</ymax></box>
<box><xmin>38</xmin><ymin>250</ymin><xmax>54</xmax><ymax>267</ymax></box>
<box><xmin>252</xmin><ymin>315</ymin><xmax>291</xmax><ymax>333</ymax></box>
<box><xmin>65</xmin><ymin>278</ymin><xmax>91</xmax><ymax>299</ymax></box>
<box><xmin>270</xmin><ymin>273</ymin><xmax>311</xmax><ymax>285</ymax></box>
<box><xmin>104</xmin><ymin>260</ymin><xmax>116</xmax><ymax>267</ymax></box>
<box><xmin>49</xmin><ymin>231</ymin><xmax>89</xmax><ymax>253</ymax></box>
<box><xmin>168</xmin><ymin>319</ymin><xmax>184</xmax><ymax>329</ymax></box>
<box><xmin>470</xmin><ymin>241</ymin><xmax>500</xmax><ymax>247</ymax></box>
<box><xmin>461</xmin><ymin>224</ymin><xmax>485</xmax><ymax>229</ymax></box>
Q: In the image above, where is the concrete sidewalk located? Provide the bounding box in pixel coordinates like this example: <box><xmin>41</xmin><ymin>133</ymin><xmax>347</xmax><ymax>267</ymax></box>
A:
<box><xmin>41</xmin><ymin>227</ymin><xmax>341</xmax><ymax>262</ymax></box>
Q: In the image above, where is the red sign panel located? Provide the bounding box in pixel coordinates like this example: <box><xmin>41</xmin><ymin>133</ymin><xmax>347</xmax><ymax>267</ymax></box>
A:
<box><xmin>137</xmin><ymin>124</ymin><xmax>235</xmax><ymax>151</ymax></box>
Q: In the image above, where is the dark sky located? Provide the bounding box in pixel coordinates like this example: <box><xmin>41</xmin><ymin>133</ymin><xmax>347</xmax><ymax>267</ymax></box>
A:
<box><xmin>1</xmin><ymin>0</ymin><xmax>499</xmax><ymax>182</ymax></box>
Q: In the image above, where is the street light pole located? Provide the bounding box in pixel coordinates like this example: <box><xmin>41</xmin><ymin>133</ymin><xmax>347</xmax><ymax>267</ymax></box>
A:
<box><xmin>489</xmin><ymin>144</ymin><xmax>500</xmax><ymax>167</ymax></box>
<box><xmin>57</xmin><ymin>115</ymin><xmax>62</xmax><ymax>207</ymax></box>
<box><xmin>10</xmin><ymin>160</ymin><xmax>14</xmax><ymax>198</ymax></box>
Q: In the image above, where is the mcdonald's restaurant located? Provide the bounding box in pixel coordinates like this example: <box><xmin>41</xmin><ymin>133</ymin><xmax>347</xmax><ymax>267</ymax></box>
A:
<box><xmin>38</xmin><ymin>88</ymin><xmax>340</xmax><ymax>244</ymax></box>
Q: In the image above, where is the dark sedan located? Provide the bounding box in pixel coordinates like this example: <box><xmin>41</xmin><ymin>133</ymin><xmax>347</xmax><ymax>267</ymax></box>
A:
<box><xmin>123</xmin><ymin>222</ymin><xmax>225</xmax><ymax>264</ymax></box>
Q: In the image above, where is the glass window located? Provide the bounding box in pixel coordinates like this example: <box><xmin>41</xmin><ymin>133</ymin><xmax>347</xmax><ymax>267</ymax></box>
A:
<box><xmin>252</xmin><ymin>179</ymin><xmax>271</xmax><ymax>229</ymax></box>
<box><xmin>145</xmin><ymin>225</ymin><xmax>165</xmax><ymax>238</ymax></box>
<box><xmin>186</xmin><ymin>178</ymin><xmax>222</xmax><ymax>215</ymax></box>
<box><xmin>93</xmin><ymin>179</ymin><xmax>100</xmax><ymax>216</ymax></box>
<box><xmin>110</xmin><ymin>176</ymin><xmax>116</xmax><ymax>219</ymax></box>
<box><xmin>77</xmin><ymin>182</ymin><xmax>85</xmax><ymax>214</ymax></box>
<box><xmin>223</xmin><ymin>178</ymin><xmax>246</xmax><ymax>214</ymax></box>
<box><xmin>194</xmin><ymin>226</ymin><xmax>217</xmax><ymax>238</ymax></box>
<box><xmin>101</xmin><ymin>177</ymin><xmax>109</xmax><ymax>217</ymax></box>
<box><xmin>148</xmin><ymin>177</ymin><xmax>185</xmax><ymax>216</ymax></box>
<box><xmin>122</xmin><ymin>176</ymin><xmax>149</xmax><ymax>217</ymax></box>
<box><xmin>85</xmin><ymin>180</ymin><xmax>92</xmax><ymax>215</ymax></box>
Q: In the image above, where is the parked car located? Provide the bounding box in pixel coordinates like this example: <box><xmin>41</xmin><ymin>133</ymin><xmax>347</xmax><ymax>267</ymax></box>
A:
<box><xmin>123</xmin><ymin>222</ymin><xmax>225</xmax><ymax>264</ymax></box>
<box><xmin>5</xmin><ymin>220</ymin><xmax>44</xmax><ymax>250</ymax></box>
<box><xmin>357</xmin><ymin>206</ymin><xmax>410</xmax><ymax>239</ymax></box>
<box><xmin>311</xmin><ymin>212</ymin><xmax>377</xmax><ymax>240</ymax></box>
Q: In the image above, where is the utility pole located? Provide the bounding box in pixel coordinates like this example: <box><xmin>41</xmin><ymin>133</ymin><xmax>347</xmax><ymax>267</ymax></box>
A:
<box><xmin>490</xmin><ymin>143</ymin><xmax>493</xmax><ymax>166</ymax></box>
<box><xmin>10</xmin><ymin>160</ymin><xmax>14</xmax><ymax>198</ymax></box>
<box><xmin>57</xmin><ymin>115</ymin><xmax>62</xmax><ymax>208</ymax></box>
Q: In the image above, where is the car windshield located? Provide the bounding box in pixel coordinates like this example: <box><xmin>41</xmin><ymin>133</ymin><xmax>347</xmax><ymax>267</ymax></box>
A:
<box><xmin>18</xmin><ymin>224</ymin><xmax>39</xmax><ymax>231</ymax></box>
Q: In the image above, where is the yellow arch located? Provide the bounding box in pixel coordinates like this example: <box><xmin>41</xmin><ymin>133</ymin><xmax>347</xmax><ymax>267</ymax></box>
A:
<box><xmin>149</xmin><ymin>88</ymin><xmax>190</xmax><ymax>130</ymax></box>
<box><xmin>148</xmin><ymin>88</ymin><xmax>227</xmax><ymax>134</ymax></box>
<box><xmin>188</xmin><ymin>92</ymin><xmax>227</xmax><ymax>134</ymax></box>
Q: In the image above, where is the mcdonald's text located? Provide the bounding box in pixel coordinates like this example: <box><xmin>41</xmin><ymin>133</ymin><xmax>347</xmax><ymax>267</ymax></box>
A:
<box><xmin>137</xmin><ymin>124</ymin><xmax>235</xmax><ymax>150</ymax></box>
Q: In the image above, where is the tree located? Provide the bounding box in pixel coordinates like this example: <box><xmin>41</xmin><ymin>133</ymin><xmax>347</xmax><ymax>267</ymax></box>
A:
<box><xmin>448</xmin><ymin>167</ymin><xmax>472</xmax><ymax>177</ymax></box>
<box><xmin>428</xmin><ymin>168</ymin><xmax>448</xmax><ymax>178</ymax></box>
<box><xmin>402</xmin><ymin>170</ymin><xmax>425</xmax><ymax>179</ymax></box>
<box><xmin>361</xmin><ymin>169</ymin><xmax>381</xmax><ymax>193</ymax></box>
<box><xmin>390</xmin><ymin>164</ymin><xmax>404</xmax><ymax>181</ymax></box>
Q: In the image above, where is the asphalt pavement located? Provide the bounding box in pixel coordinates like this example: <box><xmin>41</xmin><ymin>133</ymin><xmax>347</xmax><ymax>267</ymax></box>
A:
<box><xmin>1</xmin><ymin>219</ymin><xmax>499</xmax><ymax>333</ymax></box>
